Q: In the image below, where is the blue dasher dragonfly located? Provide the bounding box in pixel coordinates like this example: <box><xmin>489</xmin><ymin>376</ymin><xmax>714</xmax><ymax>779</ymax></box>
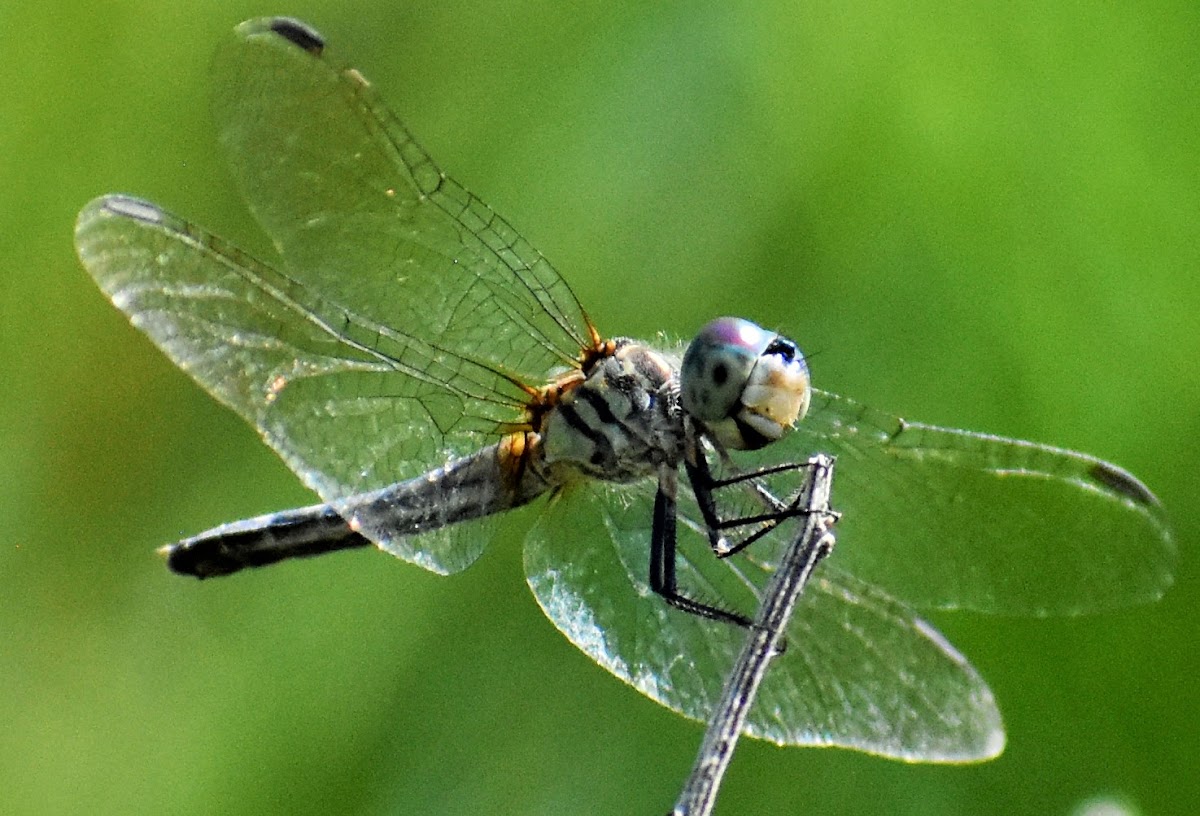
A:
<box><xmin>75</xmin><ymin>17</ymin><xmax>1173</xmax><ymax>763</ymax></box>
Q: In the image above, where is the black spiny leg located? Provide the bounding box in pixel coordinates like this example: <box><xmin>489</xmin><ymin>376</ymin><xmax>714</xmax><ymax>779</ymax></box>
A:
<box><xmin>649</xmin><ymin>468</ymin><xmax>753</xmax><ymax>628</ymax></box>
<box><xmin>686</xmin><ymin>437</ymin><xmax>812</xmax><ymax>558</ymax></box>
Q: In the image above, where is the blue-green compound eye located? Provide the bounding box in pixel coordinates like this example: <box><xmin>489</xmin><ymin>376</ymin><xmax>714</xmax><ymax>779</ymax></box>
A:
<box><xmin>681</xmin><ymin>318</ymin><xmax>770</xmax><ymax>421</ymax></box>
<box><xmin>681</xmin><ymin>317</ymin><xmax>811</xmax><ymax>450</ymax></box>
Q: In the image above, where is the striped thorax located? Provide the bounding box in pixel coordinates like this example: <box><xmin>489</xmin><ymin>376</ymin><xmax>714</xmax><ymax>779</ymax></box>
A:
<box><xmin>540</xmin><ymin>340</ymin><xmax>684</xmax><ymax>482</ymax></box>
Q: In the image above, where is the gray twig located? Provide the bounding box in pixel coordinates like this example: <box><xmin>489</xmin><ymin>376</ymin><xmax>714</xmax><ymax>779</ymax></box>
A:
<box><xmin>670</xmin><ymin>454</ymin><xmax>837</xmax><ymax>816</ymax></box>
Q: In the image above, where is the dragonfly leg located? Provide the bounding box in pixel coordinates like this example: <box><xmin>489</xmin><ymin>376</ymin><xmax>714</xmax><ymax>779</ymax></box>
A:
<box><xmin>685</xmin><ymin>443</ymin><xmax>817</xmax><ymax>558</ymax></box>
<box><xmin>649</xmin><ymin>468</ymin><xmax>753</xmax><ymax>628</ymax></box>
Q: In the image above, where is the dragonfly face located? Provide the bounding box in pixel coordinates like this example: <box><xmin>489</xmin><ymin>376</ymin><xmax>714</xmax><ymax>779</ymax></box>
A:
<box><xmin>680</xmin><ymin>316</ymin><xmax>812</xmax><ymax>451</ymax></box>
<box><xmin>75</xmin><ymin>16</ymin><xmax>1173</xmax><ymax>763</ymax></box>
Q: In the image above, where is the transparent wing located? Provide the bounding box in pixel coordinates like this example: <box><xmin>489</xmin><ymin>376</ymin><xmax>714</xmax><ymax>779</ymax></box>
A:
<box><xmin>75</xmin><ymin>196</ymin><xmax>505</xmax><ymax>574</ymax></box>
<box><xmin>730</xmin><ymin>388</ymin><xmax>1174</xmax><ymax>615</ymax></box>
<box><xmin>75</xmin><ymin>17</ymin><xmax>601</xmax><ymax>573</ymax></box>
<box><xmin>523</xmin><ymin>480</ymin><xmax>1004</xmax><ymax>762</ymax></box>
<box><xmin>210</xmin><ymin>18</ymin><xmax>596</xmax><ymax>388</ymax></box>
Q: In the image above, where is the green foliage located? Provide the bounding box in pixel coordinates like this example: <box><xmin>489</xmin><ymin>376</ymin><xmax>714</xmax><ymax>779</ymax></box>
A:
<box><xmin>3</xmin><ymin>2</ymin><xmax>1196</xmax><ymax>814</ymax></box>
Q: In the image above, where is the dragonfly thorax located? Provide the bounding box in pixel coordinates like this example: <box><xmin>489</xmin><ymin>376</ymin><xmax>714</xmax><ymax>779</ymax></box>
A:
<box><xmin>539</xmin><ymin>340</ymin><xmax>684</xmax><ymax>483</ymax></box>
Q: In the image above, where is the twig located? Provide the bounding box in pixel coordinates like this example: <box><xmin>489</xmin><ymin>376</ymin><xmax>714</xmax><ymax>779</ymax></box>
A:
<box><xmin>670</xmin><ymin>454</ymin><xmax>837</xmax><ymax>816</ymax></box>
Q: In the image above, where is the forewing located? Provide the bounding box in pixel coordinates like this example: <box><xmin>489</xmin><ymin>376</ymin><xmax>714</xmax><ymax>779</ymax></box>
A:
<box><xmin>75</xmin><ymin>196</ymin><xmax>506</xmax><ymax>573</ymax></box>
<box><xmin>523</xmin><ymin>479</ymin><xmax>1003</xmax><ymax>761</ymax></box>
<box><xmin>75</xmin><ymin>17</ymin><xmax>606</xmax><ymax>574</ymax></box>
<box><xmin>210</xmin><ymin>18</ymin><xmax>594</xmax><ymax>385</ymax></box>
<box><xmin>734</xmin><ymin>388</ymin><xmax>1175</xmax><ymax>615</ymax></box>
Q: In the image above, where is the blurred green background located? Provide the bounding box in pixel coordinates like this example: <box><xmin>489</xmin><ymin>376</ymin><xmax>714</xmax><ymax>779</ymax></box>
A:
<box><xmin>3</xmin><ymin>1</ymin><xmax>1196</xmax><ymax>814</ymax></box>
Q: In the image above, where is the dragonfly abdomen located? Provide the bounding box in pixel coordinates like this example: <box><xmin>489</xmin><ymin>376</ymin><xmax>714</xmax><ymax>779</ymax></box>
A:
<box><xmin>343</xmin><ymin>438</ymin><xmax>552</xmax><ymax>537</ymax></box>
<box><xmin>166</xmin><ymin>440</ymin><xmax>552</xmax><ymax>578</ymax></box>
<box><xmin>164</xmin><ymin>503</ymin><xmax>371</xmax><ymax>578</ymax></box>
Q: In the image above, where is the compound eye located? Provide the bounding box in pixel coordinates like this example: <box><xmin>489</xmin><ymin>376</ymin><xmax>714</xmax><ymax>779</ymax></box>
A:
<box><xmin>681</xmin><ymin>318</ymin><xmax>810</xmax><ymax>451</ymax></box>
<box><xmin>680</xmin><ymin>317</ymin><xmax>769</xmax><ymax>422</ymax></box>
<box><xmin>764</xmin><ymin>336</ymin><xmax>798</xmax><ymax>363</ymax></box>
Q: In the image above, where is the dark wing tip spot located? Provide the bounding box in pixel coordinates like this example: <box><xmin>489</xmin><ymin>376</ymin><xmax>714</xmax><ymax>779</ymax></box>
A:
<box><xmin>1088</xmin><ymin>461</ymin><xmax>1159</xmax><ymax>507</ymax></box>
<box><xmin>268</xmin><ymin>17</ymin><xmax>325</xmax><ymax>54</ymax></box>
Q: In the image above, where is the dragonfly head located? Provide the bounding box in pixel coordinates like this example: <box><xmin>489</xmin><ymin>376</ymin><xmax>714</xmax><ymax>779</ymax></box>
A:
<box><xmin>680</xmin><ymin>317</ymin><xmax>811</xmax><ymax>450</ymax></box>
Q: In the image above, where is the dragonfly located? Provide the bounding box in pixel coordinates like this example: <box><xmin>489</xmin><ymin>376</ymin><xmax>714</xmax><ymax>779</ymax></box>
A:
<box><xmin>75</xmin><ymin>17</ymin><xmax>1174</xmax><ymax>763</ymax></box>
